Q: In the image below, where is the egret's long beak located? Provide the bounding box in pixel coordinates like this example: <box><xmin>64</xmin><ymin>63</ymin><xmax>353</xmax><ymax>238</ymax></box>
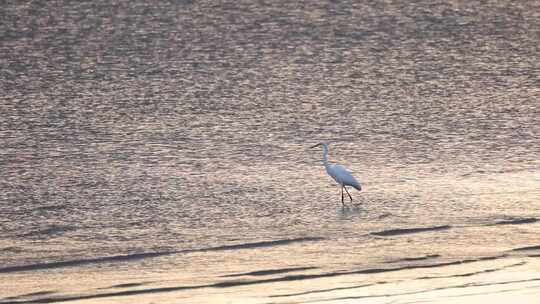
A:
<box><xmin>310</xmin><ymin>143</ymin><xmax>322</xmax><ymax>149</ymax></box>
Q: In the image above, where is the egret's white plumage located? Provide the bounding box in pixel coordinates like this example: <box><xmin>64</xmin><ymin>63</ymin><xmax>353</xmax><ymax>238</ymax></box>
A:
<box><xmin>311</xmin><ymin>143</ymin><xmax>362</xmax><ymax>205</ymax></box>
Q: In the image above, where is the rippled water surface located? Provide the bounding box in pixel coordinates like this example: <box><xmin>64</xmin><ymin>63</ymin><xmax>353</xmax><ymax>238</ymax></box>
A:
<box><xmin>1</xmin><ymin>1</ymin><xmax>539</xmax><ymax>303</ymax></box>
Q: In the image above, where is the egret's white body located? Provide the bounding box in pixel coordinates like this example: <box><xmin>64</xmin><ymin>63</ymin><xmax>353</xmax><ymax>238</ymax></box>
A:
<box><xmin>311</xmin><ymin>143</ymin><xmax>361</xmax><ymax>205</ymax></box>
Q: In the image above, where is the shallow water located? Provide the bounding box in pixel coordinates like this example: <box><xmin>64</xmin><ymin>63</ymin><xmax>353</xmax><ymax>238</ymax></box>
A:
<box><xmin>1</xmin><ymin>0</ymin><xmax>539</xmax><ymax>303</ymax></box>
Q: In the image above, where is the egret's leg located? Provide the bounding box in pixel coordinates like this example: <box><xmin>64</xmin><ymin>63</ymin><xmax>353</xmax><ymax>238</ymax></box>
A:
<box><xmin>344</xmin><ymin>186</ymin><xmax>353</xmax><ymax>202</ymax></box>
<box><xmin>341</xmin><ymin>186</ymin><xmax>344</xmax><ymax>205</ymax></box>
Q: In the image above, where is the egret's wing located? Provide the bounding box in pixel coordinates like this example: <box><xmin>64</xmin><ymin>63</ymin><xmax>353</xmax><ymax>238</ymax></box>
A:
<box><xmin>332</xmin><ymin>165</ymin><xmax>362</xmax><ymax>190</ymax></box>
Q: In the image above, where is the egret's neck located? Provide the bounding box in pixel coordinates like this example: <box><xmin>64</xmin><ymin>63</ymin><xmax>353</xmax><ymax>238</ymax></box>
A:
<box><xmin>322</xmin><ymin>144</ymin><xmax>330</xmax><ymax>167</ymax></box>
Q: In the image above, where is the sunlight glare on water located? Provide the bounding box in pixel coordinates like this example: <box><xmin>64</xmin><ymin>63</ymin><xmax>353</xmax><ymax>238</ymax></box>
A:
<box><xmin>0</xmin><ymin>0</ymin><xmax>539</xmax><ymax>303</ymax></box>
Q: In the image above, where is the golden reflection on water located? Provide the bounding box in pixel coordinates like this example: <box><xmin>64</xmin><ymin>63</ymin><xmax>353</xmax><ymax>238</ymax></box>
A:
<box><xmin>5</xmin><ymin>256</ymin><xmax>539</xmax><ymax>303</ymax></box>
<box><xmin>1</xmin><ymin>0</ymin><xmax>539</xmax><ymax>303</ymax></box>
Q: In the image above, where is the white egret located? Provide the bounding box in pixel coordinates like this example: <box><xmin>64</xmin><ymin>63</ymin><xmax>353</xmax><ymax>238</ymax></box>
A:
<box><xmin>311</xmin><ymin>143</ymin><xmax>362</xmax><ymax>205</ymax></box>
